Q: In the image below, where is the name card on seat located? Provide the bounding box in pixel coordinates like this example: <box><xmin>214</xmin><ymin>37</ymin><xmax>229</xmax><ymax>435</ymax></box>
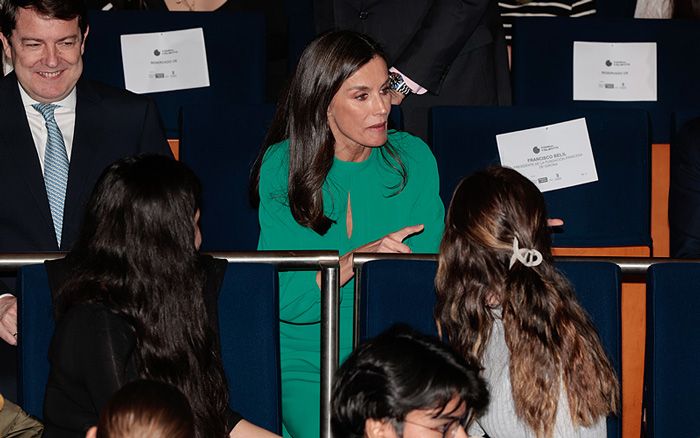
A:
<box><xmin>573</xmin><ymin>41</ymin><xmax>657</xmax><ymax>102</ymax></box>
<box><xmin>496</xmin><ymin>118</ymin><xmax>598</xmax><ymax>192</ymax></box>
<box><xmin>120</xmin><ymin>28</ymin><xmax>210</xmax><ymax>94</ymax></box>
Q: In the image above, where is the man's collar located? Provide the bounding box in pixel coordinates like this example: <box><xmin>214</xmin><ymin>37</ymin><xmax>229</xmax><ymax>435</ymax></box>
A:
<box><xmin>17</xmin><ymin>82</ymin><xmax>77</xmax><ymax>111</ymax></box>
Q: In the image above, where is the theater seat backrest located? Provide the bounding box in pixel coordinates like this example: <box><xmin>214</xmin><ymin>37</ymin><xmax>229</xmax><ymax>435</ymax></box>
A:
<box><xmin>645</xmin><ymin>263</ymin><xmax>700</xmax><ymax>438</ymax></box>
<box><xmin>358</xmin><ymin>258</ymin><xmax>621</xmax><ymax>438</ymax></box>
<box><xmin>431</xmin><ymin>106</ymin><xmax>650</xmax><ymax>248</ymax></box>
<box><xmin>180</xmin><ymin>103</ymin><xmax>275</xmax><ymax>251</ymax></box>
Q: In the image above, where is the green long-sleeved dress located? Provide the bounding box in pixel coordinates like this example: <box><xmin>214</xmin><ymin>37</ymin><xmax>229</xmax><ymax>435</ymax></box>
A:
<box><xmin>257</xmin><ymin>130</ymin><xmax>445</xmax><ymax>437</ymax></box>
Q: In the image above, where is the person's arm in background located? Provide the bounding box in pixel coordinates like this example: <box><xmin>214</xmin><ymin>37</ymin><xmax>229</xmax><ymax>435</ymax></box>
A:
<box><xmin>392</xmin><ymin>0</ymin><xmax>494</xmax><ymax>95</ymax></box>
<box><xmin>571</xmin><ymin>0</ymin><xmax>597</xmax><ymax>17</ymax></box>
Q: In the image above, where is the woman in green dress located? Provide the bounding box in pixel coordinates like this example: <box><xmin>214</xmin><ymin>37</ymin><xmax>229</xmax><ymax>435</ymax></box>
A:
<box><xmin>250</xmin><ymin>30</ymin><xmax>445</xmax><ymax>438</ymax></box>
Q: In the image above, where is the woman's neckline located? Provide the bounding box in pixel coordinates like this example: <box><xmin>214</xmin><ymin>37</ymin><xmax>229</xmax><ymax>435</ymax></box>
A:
<box><xmin>333</xmin><ymin>147</ymin><xmax>376</xmax><ymax>171</ymax></box>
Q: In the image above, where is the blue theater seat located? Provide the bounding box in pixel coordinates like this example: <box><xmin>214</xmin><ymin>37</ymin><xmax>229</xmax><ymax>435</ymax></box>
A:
<box><xmin>16</xmin><ymin>264</ymin><xmax>53</xmax><ymax>419</ymax></box>
<box><xmin>357</xmin><ymin>258</ymin><xmax>621</xmax><ymax>437</ymax></box>
<box><xmin>556</xmin><ymin>261</ymin><xmax>622</xmax><ymax>379</ymax></box>
<box><xmin>83</xmin><ymin>11</ymin><xmax>266</xmax><ymax>137</ymax></box>
<box><xmin>431</xmin><ymin>106</ymin><xmax>650</xmax><ymax>248</ymax></box>
<box><xmin>218</xmin><ymin>262</ymin><xmax>281</xmax><ymax>434</ymax></box>
<box><xmin>511</xmin><ymin>17</ymin><xmax>700</xmax><ymax>143</ymax></box>
<box><xmin>358</xmin><ymin>259</ymin><xmax>439</xmax><ymax>340</ymax></box>
<box><xmin>16</xmin><ymin>261</ymin><xmax>282</xmax><ymax>433</ymax></box>
<box><xmin>179</xmin><ymin>103</ymin><xmax>275</xmax><ymax>251</ymax></box>
<box><xmin>645</xmin><ymin>263</ymin><xmax>700</xmax><ymax>438</ymax></box>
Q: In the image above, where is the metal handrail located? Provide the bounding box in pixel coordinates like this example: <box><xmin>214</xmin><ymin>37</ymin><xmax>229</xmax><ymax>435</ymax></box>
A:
<box><xmin>351</xmin><ymin>253</ymin><xmax>700</xmax><ymax>347</ymax></box>
<box><xmin>0</xmin><ymin>251</ymin><xmax>340</xmax><ymax>438</ymax></box>
<box><xmin>7</xmin><ymin>251</ymin><xmax>699</xmax><ymax>438</ymax></box>
<box><xmin>352</xmin><ymin>252</ymin><xmax>700</xmax><ymax>275</ymax></box>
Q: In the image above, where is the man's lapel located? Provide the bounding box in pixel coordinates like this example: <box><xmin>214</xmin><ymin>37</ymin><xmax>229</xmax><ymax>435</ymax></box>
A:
<box><xmin>62</xmin><ymin>78</ymin><xmax>101</xmax><ymax>247</ymax></box>
<box><xmin>0</xmin><ymin>72</ymin><xmax>55</xmax><ymax>240</ymax></box>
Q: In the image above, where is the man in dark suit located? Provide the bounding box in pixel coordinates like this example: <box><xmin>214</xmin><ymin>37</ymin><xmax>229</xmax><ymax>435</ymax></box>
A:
<box><xmin>0</xmin><ymin>0</ymin><xmax>170</xmax><ymax>346</ymax></box>
<box><xmin>315</xmin><ymin>0</ymin><xmax>511</xmax><ymax>140</ymax></box>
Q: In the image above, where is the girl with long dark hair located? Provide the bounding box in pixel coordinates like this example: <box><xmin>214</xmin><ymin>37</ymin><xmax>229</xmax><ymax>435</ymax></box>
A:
<box><xmin>43</xmin><ymin>155</ymin><xmax>278</xmax><ymax>438</ymax></box>
<box><xmin>435</xmin><ymin>167</ymin><xmax>619</xmax><ymax>438</ymax></box>
<box><xmin>250</xmin><ymin>31</ymin><xmax>445</xmax><ymax>437</ymax></box>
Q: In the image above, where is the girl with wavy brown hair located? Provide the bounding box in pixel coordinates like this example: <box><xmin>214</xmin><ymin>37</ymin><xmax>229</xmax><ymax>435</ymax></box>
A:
<box><xmin>435</xmin><ymin>166</ymin><xmax>619</xmax><ymax>438</ymax></box>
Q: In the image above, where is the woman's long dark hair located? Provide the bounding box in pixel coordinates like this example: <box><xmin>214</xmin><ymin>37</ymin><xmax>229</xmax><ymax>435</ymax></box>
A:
<box><xmin>434</xmin><ymin>167</ymin><xmax>619</xmax><ymax>437</ymax></box>
<box><xmin>250</xmin><ymin>30</ymin><xmax>406</xmax><ymax>235</ymax></box>
<box><xmin>57</xmin><ymin>155</ymin><xmax>230</xmax><ymax>438</ymax></box>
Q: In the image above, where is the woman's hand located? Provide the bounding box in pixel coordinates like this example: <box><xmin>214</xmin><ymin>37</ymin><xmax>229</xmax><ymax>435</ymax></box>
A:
<box><xmin>316</xmin><ymin>225</ymin><xmax>426</xmax><ymax>289</ymax></box>
<box><xmin>353</xmin><ymin>224</ymin><xmax>424</xmax><ymax>255</ymax></box>
<box><xmin>547</xmin><ymin>218</ymin><xmax>564</xmax><ymax>227</ymax></box>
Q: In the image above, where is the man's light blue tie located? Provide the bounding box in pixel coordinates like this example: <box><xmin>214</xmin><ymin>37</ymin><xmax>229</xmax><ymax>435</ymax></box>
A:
<box><xmin>32</xmin><ymin>103</ymin><xmax>69</xmax><ymax>247</ymax></box>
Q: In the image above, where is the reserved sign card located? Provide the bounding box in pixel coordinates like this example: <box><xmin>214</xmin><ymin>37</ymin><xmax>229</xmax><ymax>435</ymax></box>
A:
<box><xmin>496</xmin><ymin>118</ymin><xmax>598</xmax><ymax>192</ymax></box>
<box><xmin>121</xmin><ymin>28</ymin><xmax>210</xmax><ymax>94</ymax></box>
<box><xmin>573</xmin><ymin>41</ymin><xmax>657</xmax><ymax>101</ymax></box>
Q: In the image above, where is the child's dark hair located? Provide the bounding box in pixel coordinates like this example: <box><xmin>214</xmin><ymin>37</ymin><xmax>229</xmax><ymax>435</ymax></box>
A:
<box><xmin>96</xmin><ymin>380</ymin><xmax>194</xmax><ymax>438</ymax></box>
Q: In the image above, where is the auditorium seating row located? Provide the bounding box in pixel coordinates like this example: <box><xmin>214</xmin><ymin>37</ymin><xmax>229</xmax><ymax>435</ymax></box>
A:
<box><xmin>16</xmin><ymin>261</ymin><xmax>283</xmax><ymax>434</ymax></box>
<box><xmin>79</xmin><ymin>13</ymin><xmax>700</xmax><ymax>144</ymax></box>
<box><xmin>177</xmin><ymin>101</ymin><xmax>670</xmax><ymax>438</ymax></box>
<box><xmin>357</xmin><ymin>258</ymin><xmax>623</xmax><ymax>438</ymax></box>
<box><xmin>511</xmin><ymin>17</ymin><xmax>700</xmax><ymax>144</ymax></box>
<box><xmin>78</xmin><ymin>12</ymin><xmax>700</xmax><ymax>259</ymax></box>
<box><xmin>180</xmin><ymin>103</ymin><xmax>655</xmax><ymax>253</ymax></box>
<box><xmin>13</xmin><ymin>257</ymin><xmax>700</xmax><ymax>438</ymax></box>
<box><xmin>26</xmin><ymin>11</ymin><xmax>698</xmax><ymax>438</ymax></box>
<box><xmin>83</xmin><ymin>11</ymin><xmax>268</xmax><ymax>137</ymax></box>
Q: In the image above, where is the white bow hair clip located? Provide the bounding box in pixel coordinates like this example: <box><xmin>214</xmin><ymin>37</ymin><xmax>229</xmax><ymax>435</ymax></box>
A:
<box><xmin>509</xmin><ymin>237</ymin><xmax>543</xmax><ymax>269</ymax></box>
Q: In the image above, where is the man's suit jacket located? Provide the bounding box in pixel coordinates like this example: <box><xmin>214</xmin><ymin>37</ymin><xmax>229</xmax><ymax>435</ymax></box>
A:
<box><xmin>0</xmin><ymin>72</ymin><xmax>171</xmax><ymax>253</ymax></box>
<box><xmin>315</xmin><ymin>0</ymin><xmax>511</xmax><ymax>138</ymax></box>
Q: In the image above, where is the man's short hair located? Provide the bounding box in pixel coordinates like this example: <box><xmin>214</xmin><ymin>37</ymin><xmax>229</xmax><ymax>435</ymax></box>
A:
<box><xmin>331</xmin><ymin>325</ymin><xmax>489</xmax><ymax>438</ymax></box>
<box><xmin>0</xmin><ymin>0</ymin><xmax>88</xmax><ymax>40</ymax></box>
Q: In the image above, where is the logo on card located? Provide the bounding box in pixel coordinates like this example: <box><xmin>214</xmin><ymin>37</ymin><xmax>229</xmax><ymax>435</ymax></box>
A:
<box><xmin>532</xmin><ymin>147</ymin><xmax>540</xmax><ymax>154</ymax></box>
<box><xmin>605</xmin><ymin>60</ymin><xmax>612</xmax><ymax>67</ymax></box>
<box><xmin>152</xmin><ymin>48</ymin><xmax>177</xmax><ymax>57</ymax></box>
